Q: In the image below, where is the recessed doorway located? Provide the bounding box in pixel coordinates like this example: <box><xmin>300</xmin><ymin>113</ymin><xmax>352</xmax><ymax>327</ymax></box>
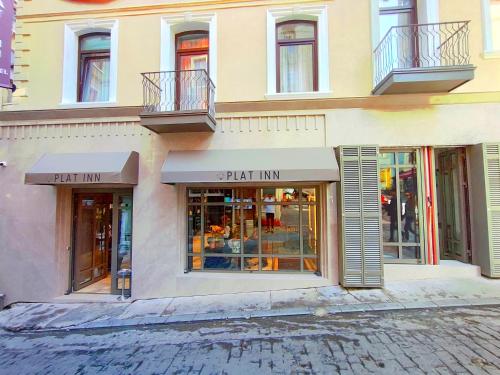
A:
<box><xmin>72</xmin><ymin>191</ymin><xmax>133</xmax><ymax>295</ymax></box>
<box><xmin>435</xmin><ymin>147</ymin><xmax>472</xmax><ymax>263</ymax></box>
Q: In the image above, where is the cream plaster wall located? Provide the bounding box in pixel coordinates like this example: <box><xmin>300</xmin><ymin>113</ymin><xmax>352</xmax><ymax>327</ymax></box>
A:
<box><xmin>8</xmin><ymin>0</ymin><xmax>499</xmax><ymax>110</ymax></box>
<box><xmin>0</xmin><ymin>114</ymin><xmax>337</xmax><ymax>304</ymax></box>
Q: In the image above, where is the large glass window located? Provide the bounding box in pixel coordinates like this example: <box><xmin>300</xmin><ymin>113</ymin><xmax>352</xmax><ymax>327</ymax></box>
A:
<box><xmin>187</xmin><ymin>187</ymin><xmax>320</xmax><ymax>272</ymax></box>
<box><xmin>379</xmin><ymin>150</ymin><xmax>423</xmax><ymax>262</ymax></box>
<box><xmin>78</xmin><ymin>33</ymin><xmax>111</xmax><ymax>102</ymax></box>
<box><xmin>276</xmin><ymin>21</ymin><xmax>318</xmax><ymax>93</ymax></box>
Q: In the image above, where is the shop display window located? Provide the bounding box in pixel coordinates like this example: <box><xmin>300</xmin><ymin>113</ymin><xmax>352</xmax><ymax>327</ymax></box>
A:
<box><xmin>186</xmin><ymin>187</ymin><xmax>320</xmax><ymax>272</ymax></box>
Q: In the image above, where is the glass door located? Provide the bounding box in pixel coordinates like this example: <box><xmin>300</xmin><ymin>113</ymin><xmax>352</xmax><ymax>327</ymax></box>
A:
<box><xmin>72</xmin><ymin>191</ymin><xmax>133</xmax><ymax>295</ymax></box>
<box><xmin>111</xmin><ymin>194</ymin><xmax>133</xmax><ymax>295</ymax></box>
<box><xmin>437</xmin><ymin>149</ymin><xmax>468</xmax><ymax>262</ymax></box>
<box><xmin>379</xmin><ymin>150</ymin><xmax>423</xmax><ymax>263</ymax></box>
<box><xmin>175</xmin><ymin>31</ymin><xmax>209</xmax><ymax>111</ymax></box>
<box><xmin>73</xmin><ymin>193</ymin><xmax>113</xmax><ymax>291</ymax></box>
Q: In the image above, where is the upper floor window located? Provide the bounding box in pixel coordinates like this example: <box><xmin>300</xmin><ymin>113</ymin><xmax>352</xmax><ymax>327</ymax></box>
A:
<box><xmin>176</xmin><ymin>31</ymin><xmax>209</xmax><ymax>72</ymax></box>
<box><xmin>379</xmin><ymin>0</ymin><xmax>417</xmax><ymax>40</ymax></box>
<box><xmin>490</xmin><ymin>0</ymin><xmax>500</xmax><ymax>51</ymax></box>
<box><xmin>276</xmin><ymin>21</ymin><xmax>318</xmax><ymax>93</ymax></box>
<box><xmin>62</xmin><ymin>20</ymin><xmax>118</xmax><ymax>106</ymax></box>
<box><xmin>78</xmin><ymin>33</ymin><xmax>111</xmax><ymax>102</ymax></box>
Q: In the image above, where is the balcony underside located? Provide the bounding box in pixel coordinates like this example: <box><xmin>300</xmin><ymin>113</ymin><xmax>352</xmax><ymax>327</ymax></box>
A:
<box><xmin>373</xmin><ymin>65</ymin><xmax>475</xmax><ymax>95</ymax></box>
<box><xmin>139</xmin><ymin>111</ymin><xmax>216</xmax><ymax>133</ymax></box>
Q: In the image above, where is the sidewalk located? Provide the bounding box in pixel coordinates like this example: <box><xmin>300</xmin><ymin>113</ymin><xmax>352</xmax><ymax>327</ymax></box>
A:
<box><xmin>1</xmin><ymin>277</ymin><xmax>499</xmax><ymax>332</ymax></box>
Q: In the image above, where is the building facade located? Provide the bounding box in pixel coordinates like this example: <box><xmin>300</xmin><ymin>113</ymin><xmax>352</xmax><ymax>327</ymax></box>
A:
<box><xmin>0</xmin><ymin>0</ymin><xmax>499</xmax><ymax>304</ymax></box>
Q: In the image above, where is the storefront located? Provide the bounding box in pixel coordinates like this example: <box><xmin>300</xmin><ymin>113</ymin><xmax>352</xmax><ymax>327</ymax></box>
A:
<box><xmin>162</xmin><ymin>147</ymin><xmax>339</xmax><ymax>276</ymax></box>
<box><xmin>25</xmin><ymin>151</ymin><xmax>138</xmax><ymax>296</ymax></box>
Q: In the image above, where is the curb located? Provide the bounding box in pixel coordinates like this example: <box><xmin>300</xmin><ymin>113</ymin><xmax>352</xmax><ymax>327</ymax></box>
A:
<box><xmin>2</xmin><ymin>298</ymin><xmax>500</xmax><ymax>333</ymax></box>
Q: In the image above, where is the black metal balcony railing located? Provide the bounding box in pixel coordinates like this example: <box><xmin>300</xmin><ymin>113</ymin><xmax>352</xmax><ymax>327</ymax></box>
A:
<box><xmin>373</xmin><ymin>21</ymin><xmax>471</xmax><ymax>87</ymax></box>
<box><xmin>141</xmin><ymin>69</ymin><xmax>215</xmax><ymax>119</ymax></box>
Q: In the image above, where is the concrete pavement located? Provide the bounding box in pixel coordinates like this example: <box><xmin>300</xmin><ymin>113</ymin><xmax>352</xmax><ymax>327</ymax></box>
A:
<box><xmin>0</xmin><ymin>277</ymin><xmax>499</xmax><ymax>332</ymax></box>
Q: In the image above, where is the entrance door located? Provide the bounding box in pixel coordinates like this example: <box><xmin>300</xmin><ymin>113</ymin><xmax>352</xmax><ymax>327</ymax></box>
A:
<box><xmin>73</xmin><ymin>193</ymin><xmax>113</xmax><ymax>291</ymax></box>
<box><xmin>436</xmin><ymin>148</ymin><xmax>471</xmax><ymax>263</ymax></box>
<box><xmin>175</xmin><ymin>31</ymin><xmax>209</xmax><ymax>111</ymax></box>
<box><xmin>72</xmin><ymin>191</ymin><xmax>133</xmax><ymax>294</ymax></box>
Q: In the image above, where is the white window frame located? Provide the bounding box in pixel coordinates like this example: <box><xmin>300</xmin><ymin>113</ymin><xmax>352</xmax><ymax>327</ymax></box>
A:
<box><xmin>61</xmin><ymin>19</ymin><xmax>118</xmax><ymax>106</ymax></box>
<box><xmin>160</xmin><ymin>13</ymin><xmax>217</xmax><ymax>100</ymax></box>
<box><xmin>266</xmin><ymin>6</ymin><xmax>330</xmax><ymax>100</ymax></box>
<box><xmin>481</xmin><ymin>0</ymin><xmax>500</xmax><ymax>58</ymax></box>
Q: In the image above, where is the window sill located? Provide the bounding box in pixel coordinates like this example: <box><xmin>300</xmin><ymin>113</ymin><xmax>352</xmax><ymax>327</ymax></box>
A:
<box><xmin>481</xmin><ymin>50</ymin><xmax>500</xmax><ymax>59</ymax></box>
<box><xmin>58</xmin><ymin>101</ymin><xmax>118</xmax><ymax>109</ymax></box>
<box><xmin>265</xmin><ymin>91</ymin><xmax>332</xmax><ymax>101</ymax></box>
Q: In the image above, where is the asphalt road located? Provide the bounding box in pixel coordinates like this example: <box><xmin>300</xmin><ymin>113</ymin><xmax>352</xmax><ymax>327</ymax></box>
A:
<box><xmin>0</xmin><ymin>305</ymin><xmax>499</xmax><ymax>375</ymax></box>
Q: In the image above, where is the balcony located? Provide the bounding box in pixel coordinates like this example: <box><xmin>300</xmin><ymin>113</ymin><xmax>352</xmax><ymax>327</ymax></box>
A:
<box><xmin>373</xmin><ymin>21</ymin><xmax>475</xmax><ymax>95</ymax></box>
<box><xmin>140</xmin><ymin>69</ymin><xmax>216</xmax><ymax>133</ymax></box>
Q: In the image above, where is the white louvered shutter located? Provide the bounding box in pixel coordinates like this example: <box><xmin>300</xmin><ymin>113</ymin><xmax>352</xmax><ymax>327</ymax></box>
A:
<box><xmin>338</xmin><ymin>146</ymin><xmax>384</xmax><ymax>287</ymax></box>
<box><xmin>485</xmin><ymin>144</ymin><xmax>500</xmax><ymax>277</ymax></box>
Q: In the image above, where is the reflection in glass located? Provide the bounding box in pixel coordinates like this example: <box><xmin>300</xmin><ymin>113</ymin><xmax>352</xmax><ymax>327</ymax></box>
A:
<box><xmin>277</xmin><ymin>22</ymin><xmax>315</xmax><ymax>40</ymax></box>
<box><xmin>304</xmin><ymin>258</ymin><xmax>317</xmax><ymax>272</ymax></box>
<box><xmin>262</xmin><ymin>257</ymin><xmax>301</xmax><ymax>271</ymax></box>
<box><xmin>379</xmin><ymin>152</ymin><xmax>395</xmax><ymax>166</ymax></box>
<box><xmin>204</xmin><ymin>256</ymin><xmax>241</xmax><ymax>270</ymax></box>
<box><xmin>117</xmin><ymin>195</ymin><xmax>132</xmax><ymax>291</ymax></box>
<box><xmin>302</xmin><ymin>187</ymin><xmax>317</xmax><ymax>203</ymax></box>
<box><xmin>204</xmin><ymin>205</ymin><xmax>241</xmax><ymax>254</ymax></box>
<box><xmin>244</xmin><ymin>257</ymin><xmax>259</xmax><ymax>271</ymax></box>
<box><xmin>380</xmin><ymin>167</ymin><xmax>398</xmax><ymax>242</ymax></box>
<box><xmin>188</xmin><ymin>189</ymin><xmax>202</xmax><ymax>203</ymax></box>
<box><xmin>384</xmin><ymin>246</ymin><xmax>399</xmax><ymax>259</ymax></box>
<box><xmin>402</xmin><ymin>246</ymin><xmax>419</xmax><ymax>259</ymax></box>
<box><xmin>399</xmin><ymin>167</ymin><xmax>419</xmax><ymax>243</ymax></box>
<box><xmin>302</xmin><ymin>205</ymin><xmax>317</xmax><ymax>255</ymax></box>
<box><xmin>188</xmin><ymin>206</ymin><xmax>202</xmax><ymax>254</ymax></box>
<box><xmin>398</xmin><ymin>151</ymin><xmax>416</xmax><ymax>165</ymax></box>
<box><xmin>379</xmin><ymin>0</ymin><xmax>413</xmax><ymax>9</ymax></box>
<box><xmin>188</xmin><ymin>256</ymin><xmax>202</xmax><ymax>270</ymax></box>
<box><xmin>262</xmin><ymin>205</ymin><xmax>300</xmax><ymax>255</ymax></box>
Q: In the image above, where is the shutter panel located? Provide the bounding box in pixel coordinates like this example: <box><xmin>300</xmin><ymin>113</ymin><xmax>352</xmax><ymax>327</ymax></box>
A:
<box><xmin>485</xmin><ymin>144</ymin><xmax>500</xmax><ymax>277</ymax></box>
<box><xmin>338</xmin><ymin>146</ymin><xmax>384</xmax><ymax>287</ymax></box>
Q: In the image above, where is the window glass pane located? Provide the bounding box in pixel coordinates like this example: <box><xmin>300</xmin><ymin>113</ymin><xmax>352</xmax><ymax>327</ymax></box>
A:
<box><xmin>277</xmin><ymin>22</ymin><xmax>315</xmax><ymax>40</ymax></box>
<box><xmin>237</xmin><ymin>188</ymin><xmax>257</xmax><ymax>205</ymax></box>
<box><xmin>379</xmin><ymin>152</ymin><xmax>395</xmax><ymax>166</ymax></box>
<box><xmin>379</xmin><ymin>0</ymin><xmax>413</xmax><ymax>9</ymax></box>
<box><xmin>243</xmin><ymin>257</ymin><xmax>259</xmax><ymax>271</ymax></box>
<box><xmin>262</xmin><ymin>205</ymin><xmax>300</xmax><ymax>255</ymax></box>
<box><xmin>302</xmin><ymin>205</ymin><xmax>318</xmax><ymax>255</ymax></box>
<box><xmin>398</xmin><ymin>151</ymin><xmax>416</xmax><ymax>165</ymax></box>
<box><xmin>176</xmin><ymin>33</ymin><xmax>209</xmax><ymax>50</ymax></box>
<box><xmin>399</xmin><ymin>167</ymin><xmax>419</xmax><ymax>243</ymax></box>
<box><xmin>303</xmin><ymin>258</ymin><xmax>317</xmax><ymax>272</ymax></box>
<box><xmin>492</xmin><ymin>1</ymin><xmax>500</xmax><ymax>50</ymax></box>
<box><xmin>80</xmin><ymin>57</ymin><xmax>110</xmax><ymax>102</ymax></box>
<box><xmin>262</xmin><ymin>257</ymin><xmax>301</xmax><ymax>271</ymax></box>
<box><xmin>301</xmin><ymin>187</ymin><xmax>317</xmax><ymax>203</ymax></box>
<box><xmin>188</xmin><ymin>189</ymin><xmax>202</xmax><ymax>204</ymax></box>
<box><xmin>204</xmin><ymin>256</ymin><xmax>240</xmax><ymax>270</ymax></box>
<box><xmin>402</xmin><ymin>246</ymin><xmax>420</xmax><ymax>259</ymax></box>
<box><xmin>188</xmin><ymin>256</ymin><xmax>202</xmax><ymax>270</ymax></box>
<box><xmin>205</xmin><ymin>205</ymin><xmax>240</xmax><ymax>253</ymax></box>
<box><xmin>117</xmin><ymin>196</ymin><xmax>132</xmax><ymax>273</ymax></box>
<box><xmin>242</xmin><ymin>206</ymin><xmax>258</xmax><ymax>254</ymax></box>
<box><xmin>383</xmin><ymin>245</ymin><xmax>399</xmax><ymax>259</ymax></box>
<box><xmin>381</xmin><ymin>167</ymin><xmax>398</xmax><ymax>242</ymax></box>
<box><xmin>80</xmin><ymin>34</ymin><xmax>110</xmax><ymax>51</ymax></box>
<box><xmin>205</xmin><ymin>189</ymin><xmax>234</xmax><ymax>203</ymax></box>
<box><xmin>279</xmin><ymin>44</ymin><xmax>314</xmax><ymax>93</ymax></box>
<box><xmin>188</xmin><ymin>206</ymin><xmax>202</xmax><ymax>254</ymax></box>
<box><xmin>262</xmin><ymin>187</ymin><xmax>298</xmax><ymax>203</ymax></box>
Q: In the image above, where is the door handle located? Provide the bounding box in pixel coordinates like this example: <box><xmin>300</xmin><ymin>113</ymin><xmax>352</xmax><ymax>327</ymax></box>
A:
<box><xmin>66</xmin><ymin>246</ymin><xmax>71</xmax><ymax>252</ymax></box>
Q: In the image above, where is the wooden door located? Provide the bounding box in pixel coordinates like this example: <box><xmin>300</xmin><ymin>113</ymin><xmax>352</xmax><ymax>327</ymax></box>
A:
<box><xmin>73</xmin><ymin>193</ymin><xmax>113</xmax><ymax>291</ymax></box>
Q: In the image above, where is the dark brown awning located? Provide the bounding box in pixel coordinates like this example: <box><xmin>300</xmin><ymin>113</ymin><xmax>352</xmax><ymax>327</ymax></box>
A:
<box><xmin>161</xmin><ymin>148</ymin><xmax>339</xmax><ymax>184</ymax></box>
<box><xmin>25</xmin><ymin>151</ymin><xmax>139</xmax><ymax>185</ymax></box>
